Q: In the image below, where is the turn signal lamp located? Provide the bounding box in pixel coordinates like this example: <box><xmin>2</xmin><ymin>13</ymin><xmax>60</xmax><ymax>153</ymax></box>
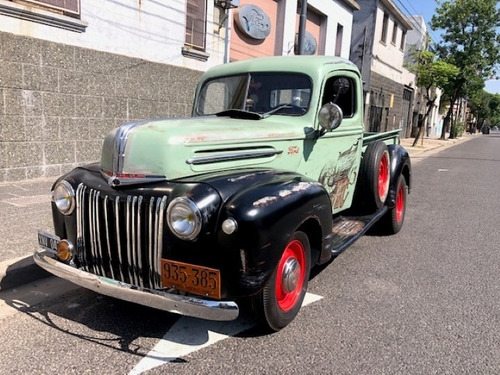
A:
<box><xmin>57</xmin><ymin>240</ymin><xmax>74</xmax><ymax>261</ymax></box>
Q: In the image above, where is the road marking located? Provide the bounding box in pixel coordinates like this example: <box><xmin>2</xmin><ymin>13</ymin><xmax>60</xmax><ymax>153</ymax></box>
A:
<box><xmin>438</xmin><ymin>169</ymin><xmax>449</xmax><ymax>172</ymax></box>
<box><xmin>129</xmin><ymin>292</ymin><xmax>323</xmax><ymax>375</ymax></box>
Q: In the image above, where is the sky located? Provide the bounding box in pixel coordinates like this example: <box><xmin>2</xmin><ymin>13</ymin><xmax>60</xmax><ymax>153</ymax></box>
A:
<box><xmin>398</xmin><ymin>0</ymin><xmax>500</xmax><ymax>95</ymax></box>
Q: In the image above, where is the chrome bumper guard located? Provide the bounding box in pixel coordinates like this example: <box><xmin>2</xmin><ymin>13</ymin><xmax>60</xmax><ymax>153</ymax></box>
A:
<box><xmin>33</xmin><ymin>250</ymin><xmax>239</xmax><ymax>321</ymax></box>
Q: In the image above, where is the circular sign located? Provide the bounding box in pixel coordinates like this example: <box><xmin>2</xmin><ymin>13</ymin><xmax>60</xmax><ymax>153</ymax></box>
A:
<box><xmin>235</xmin><ymin>4</ymin><xmax>271</xmax><ymax>40</ymax></box>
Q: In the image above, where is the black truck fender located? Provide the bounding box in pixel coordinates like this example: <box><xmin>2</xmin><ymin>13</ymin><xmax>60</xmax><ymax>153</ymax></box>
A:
<box><xmin>211</xmin><ymin>170</ymin><xmax>334</xmax><ymax>297</ymax></box>
<box><xmin>386</xmin><ymin>144</ymin><xmax>412</xmax><ymax>207</ymax></box>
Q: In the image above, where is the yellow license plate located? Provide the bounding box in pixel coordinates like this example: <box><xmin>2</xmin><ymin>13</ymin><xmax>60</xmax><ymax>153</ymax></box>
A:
<box><xmin>161</xmin><ymin>259</ymin><xmax>221</xmax><ymax>299</ymax></box>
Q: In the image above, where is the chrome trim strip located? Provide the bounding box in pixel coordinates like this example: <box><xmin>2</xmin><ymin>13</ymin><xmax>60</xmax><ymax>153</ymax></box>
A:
<box><xmin>34</xmin><ymin>250</ymin><xmax>239</xmax><ymax>321</ymax></box>
<box><xmin>113</xmin><ymin>122</ymin><xmax>137</xmax><ymax>174</ymax></box>
<box><xmin>126</xmin><ymin>195</ymin><xmax>134</xmax><ymax>285</ymax></box>
<box><xmin>186</xmin><ymin>149</ymin><xmax>283</xmax><ymax>165</ymax></box>
<box><xmin>115</xmin><ymin>196</ymin><xmax>125</xmax><ymax>281</ymax></box>
<box><xmin>148</xmin><ymin>197</ymin><xmax>155</xmax><ymax>288</ymax></box>
<box><xmin>156</xmin><ymin>196</ymin><xmax>167</xmax><ymax>289</ymax></box>
<box><xmin>137</xmin><ymin>196</ymin><xmax>144</xmax><ymax>288</ymax></box>
<box><xmin>103</xmin><ymin>195</ymin><xmax>116</xmax><ymax>280</ymax></box>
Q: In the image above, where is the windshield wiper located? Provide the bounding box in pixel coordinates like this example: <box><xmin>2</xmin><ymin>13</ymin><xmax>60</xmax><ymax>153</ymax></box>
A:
<box><xmin>215</xmin><ymin>109</ymin><xmax>263</xmax><ymax>120</ymax></box>
<box><xmin>262</xmin><ymin>103</ymin><xmax>306</xmax><ymax>118</ymax></box>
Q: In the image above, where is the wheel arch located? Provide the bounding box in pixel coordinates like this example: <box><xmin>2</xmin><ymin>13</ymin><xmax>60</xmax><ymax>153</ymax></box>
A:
<box><xmin>386</xmin><ymin>144</ymin><xmax>412</xmax><ymax>207</ymax></box>
<box><xmin>218</xmin><ymin>173</ymin><xmax>333</xmax><ymax>296</ymax></box>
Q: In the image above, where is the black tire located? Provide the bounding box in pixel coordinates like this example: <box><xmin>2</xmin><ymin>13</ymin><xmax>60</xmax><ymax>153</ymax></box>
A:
<box><xmin>251</xmin><ymin>231</ymin><xmax>311</xmax><ymax>332</ymax></box>
<box><xmin>355</xmin><ymin>141</ymin><xmax>390</xmax><ymax>211</ymax></box>
<box><xmin>380</xmin><ymin>174</ymin><xmax>407</xmax><ymax>234</ymax></box>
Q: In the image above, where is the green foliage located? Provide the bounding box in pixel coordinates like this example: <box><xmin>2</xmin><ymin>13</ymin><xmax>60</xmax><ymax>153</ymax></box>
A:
<box><xmin>430</xmin><ymin>0</ymin><xmax>500</xmax><ymax>137</ymax></box>
<box><xmin>451</xmin><ymin>121</ymin><xmax>464</xmax><ymax>138</ymax></box>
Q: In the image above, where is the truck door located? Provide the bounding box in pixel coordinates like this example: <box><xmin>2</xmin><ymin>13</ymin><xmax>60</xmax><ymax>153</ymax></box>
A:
<box><xmin>298</xmin><ymin>72</ymin><xmax>364</xmax><ymax>214</ymax></box>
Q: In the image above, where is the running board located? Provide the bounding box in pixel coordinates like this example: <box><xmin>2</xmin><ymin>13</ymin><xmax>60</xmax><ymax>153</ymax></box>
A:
<box><xmin>330</xmin><ymin>206</ymin><xmax>388</xmax><ymax>255</ymax></box>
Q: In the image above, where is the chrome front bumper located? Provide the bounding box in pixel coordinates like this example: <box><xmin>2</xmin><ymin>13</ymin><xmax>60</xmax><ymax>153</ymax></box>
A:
<box><xmin>33</xmin><ymin>250</ymin><xmax>239</xmax><ymax>321</ymax></box>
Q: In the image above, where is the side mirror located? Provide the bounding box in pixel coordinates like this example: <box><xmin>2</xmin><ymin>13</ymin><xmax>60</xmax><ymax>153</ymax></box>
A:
<box><xmin>318</xmin><ymin>102</ymin><xmax>343</xmax><ymax>132</ymax></box>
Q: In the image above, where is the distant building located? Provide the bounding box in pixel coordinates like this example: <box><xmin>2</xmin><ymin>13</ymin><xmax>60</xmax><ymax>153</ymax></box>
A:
<box><xmin>403</xmin><ymin>14</ymin><xmax>443</xmax><ymax>138</ymax></box>
<box><xmin>350</xmin><ymin>0</ymin><xmax>413</xmax><ymax>134</ymax></box>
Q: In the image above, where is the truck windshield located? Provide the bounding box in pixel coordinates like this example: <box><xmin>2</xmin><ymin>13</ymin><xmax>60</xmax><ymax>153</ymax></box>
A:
<box><xmin>195</xmin><ymin>73</ymin><xmax>312</xmax><ymax>116</ymax></box>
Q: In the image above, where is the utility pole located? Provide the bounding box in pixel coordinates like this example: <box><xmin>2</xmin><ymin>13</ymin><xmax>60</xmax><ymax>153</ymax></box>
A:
<box><xmin>297</xmin><ymin>0</ymin><xmax>307</xmax><ymax>55</ymax></box>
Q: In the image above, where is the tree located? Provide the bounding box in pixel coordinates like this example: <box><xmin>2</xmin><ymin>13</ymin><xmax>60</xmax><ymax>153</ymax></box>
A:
<box><xmin>407</xmin><ymin>50</ymin><xmax>459</xmax><ymax>147</ymax></box>
<box><xmin>431</xmin><ymin>0</ymin><xmax>500</xmax><ymax>139</ymax></box>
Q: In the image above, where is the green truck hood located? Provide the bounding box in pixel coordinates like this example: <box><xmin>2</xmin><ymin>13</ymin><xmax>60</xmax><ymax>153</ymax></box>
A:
<box><xmin>101</xmin><ymin>116</ymin><xmax>307</xmax><ymax>183</ymax></box>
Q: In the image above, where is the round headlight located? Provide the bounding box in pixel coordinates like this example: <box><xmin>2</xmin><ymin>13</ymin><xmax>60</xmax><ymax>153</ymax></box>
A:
<box><xmin>166</xmin><ymin>197</ymin><xmax>202</xmax><ymax>240</ymax></box>
<box><xmin>52</xmin><ymin>180</ymin><xmax>75</xmax><ymax>215</ymax></box>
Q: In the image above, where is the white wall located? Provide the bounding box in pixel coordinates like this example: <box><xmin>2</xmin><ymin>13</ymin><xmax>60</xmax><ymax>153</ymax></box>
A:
<box><xmin>372</xmin><ymin>6</ymin><xmax>406</xmax><ymax>81</ymax></box>
<box><xmin>279</xmin><ymin>0</ymin><xmax>353</xmax><ymax>58</ymax></box>
<box><xmin>0</xmin><ymin>0</ymin><xmax>225</xmax><ymax>71</ymax></box>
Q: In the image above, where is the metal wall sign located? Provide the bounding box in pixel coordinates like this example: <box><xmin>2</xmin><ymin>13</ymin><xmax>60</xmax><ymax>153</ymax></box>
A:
<box><xmin>234</xmin><ymin>4</ymin><xmax>271</xmax><ymax>40</ymax></box>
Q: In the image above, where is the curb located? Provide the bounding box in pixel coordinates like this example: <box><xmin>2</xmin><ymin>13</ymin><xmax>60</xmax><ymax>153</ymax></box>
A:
<box><xmin>0</xmin><ymin>255</ymin><xmax>50</xmax><ymax>291</ymax></box>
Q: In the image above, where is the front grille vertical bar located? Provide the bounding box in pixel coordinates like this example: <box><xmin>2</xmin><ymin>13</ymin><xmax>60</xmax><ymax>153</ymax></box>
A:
<box><xmin>130</xmin><ymin>196</ymin><xmax>139</xmax><ymax>286</ymax></box>
<box><xmin>76</xmin><ymin>184</ymin><xmax>85</xmax><ymax>268</ymax></box>
<box><xmin>103</xmin><ymin>195</ymin><xmax>116</xmax><ymax>280</ymax></box>
<box><xmin>136</xmin><ymin>196</ymin><xmax>144</xmax><ymax>288</ymax></box>
<box><xmin>148</xmin><ymin>197</ymin><xmax>155</xmax><ymax>288</ymax></box>
<box><xmin>94</xmin><ymin>190</ymin><xmax>106</xmax><ymax>276</ymax></box>
<box><xmin>153</xmin><ymin>197</ymin><xmax>161</xmax><ymax>288</ymax></box>
<box><xmin>115</xmin><ymin>196</ymin><xmax>125</xmax><ymax>281</ymax></box>
<box><xmin>125</xmin><ymin>195</ymin><xmax>134</xmax><ymax>284</ymax></box>
<box><xmin>153</xmin><ymin>196</ymin><xmax>168</xmax><ymax>289</ymax></box>
<box><xmin>89</xmin><ymin>189</ymin><xmax>98</xmax><ymax>274</ymax></box>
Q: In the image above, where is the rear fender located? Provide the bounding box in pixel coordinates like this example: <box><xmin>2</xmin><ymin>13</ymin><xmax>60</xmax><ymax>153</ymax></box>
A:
<box><xmin>387</xmin><ymin>144</ymin><xmax>411</xmax><ymax>207</ymax></box>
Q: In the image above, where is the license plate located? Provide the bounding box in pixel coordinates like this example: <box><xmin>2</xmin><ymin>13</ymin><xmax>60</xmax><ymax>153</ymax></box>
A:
<box><xmin>161</xmin><ymin>259</ymin><xmax>221</xmax><ymax>299</ymax></box>
<box><xmin>37</xmin><ymin>231</ymin><xmax>60</xmax><ymax>253</ymax></box>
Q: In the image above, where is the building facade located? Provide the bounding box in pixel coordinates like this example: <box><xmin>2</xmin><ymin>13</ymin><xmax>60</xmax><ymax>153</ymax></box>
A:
<box><xmin>349</xmin><ymin>0</ymin><xmax>413</xmax><ymax>135</ymax></box>
<box><xmin>0</xmin><ymin>0</ymin><xmax>227</xmax><ymax>182</ymax></box>
<box><xmin>229</xmin><ymin>0</ymin><xmax>359</xmax><ymax>61</ymax></box>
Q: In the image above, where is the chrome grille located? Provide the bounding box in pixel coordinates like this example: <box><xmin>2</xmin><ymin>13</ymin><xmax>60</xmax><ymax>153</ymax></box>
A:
<box><xmin>75</xmin><ymin>183</ymin><xmax>167</xmax><ymax>289</ymax></box>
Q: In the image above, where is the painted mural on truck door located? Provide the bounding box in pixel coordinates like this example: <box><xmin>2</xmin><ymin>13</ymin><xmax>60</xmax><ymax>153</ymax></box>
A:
<box><xmin>297</xmin><ymin>73</ymin><xmax>363</xmax><ymax>214</ymax></box>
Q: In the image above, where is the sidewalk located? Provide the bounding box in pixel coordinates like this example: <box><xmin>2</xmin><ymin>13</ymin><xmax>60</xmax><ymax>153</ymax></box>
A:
<box><xmin>400</xmin><ymin>133</ymin><xmax>475</xmax><ymax>161</ymax></box>
<box><xmin>0</xmin><ymin>133</ymin><xmax>477</xmax><ymax>291</ymax></box>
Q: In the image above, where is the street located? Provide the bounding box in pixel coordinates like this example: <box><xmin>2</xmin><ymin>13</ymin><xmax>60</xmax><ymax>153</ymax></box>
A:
<box><xmin>1</xmin><ymin>134</ymin><xmax>499</xmax><ymax>374</ymax></box>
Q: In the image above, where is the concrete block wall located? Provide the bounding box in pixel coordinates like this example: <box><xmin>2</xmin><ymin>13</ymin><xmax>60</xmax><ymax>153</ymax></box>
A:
<box><xmin>0</xmin><ymin>31</ymin><xmax>203</xmax><ymax>183</ymax></box>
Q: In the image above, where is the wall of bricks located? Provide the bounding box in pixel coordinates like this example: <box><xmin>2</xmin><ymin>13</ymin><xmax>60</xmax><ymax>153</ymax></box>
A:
<box><xmin>367</xmin><ymin>71</ymin><xmax>405</xmax><ymax>132</ymax></box>
<box><xmin>0</xmin><ymin>31</ymin><xmax>203</xmax><ymax>183</ymax></box>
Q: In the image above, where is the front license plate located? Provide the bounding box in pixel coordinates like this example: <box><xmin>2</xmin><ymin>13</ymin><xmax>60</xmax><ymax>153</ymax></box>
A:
<box><xmin>37</xmin><ymin>231</ymin><xmax>60</xmax><ymax>253</ymax></box>
<box><xmin>161</xmin><ymin>259</ymin><xmax>221</xmax><ymax>299</ymax></box>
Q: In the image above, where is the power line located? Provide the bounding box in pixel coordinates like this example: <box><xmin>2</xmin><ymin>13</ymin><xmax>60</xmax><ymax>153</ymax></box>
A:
<box><xmin>395</xmin><ymin>0</ymin><xmax>442</xmax><ymax>46</ymax></box>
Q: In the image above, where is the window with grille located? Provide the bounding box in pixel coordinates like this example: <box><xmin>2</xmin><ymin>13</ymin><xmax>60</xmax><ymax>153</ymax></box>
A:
<box><xmin>185</xmin><ymin>0</ymin><xmax>207</xmax><ymax>50</ymax></box>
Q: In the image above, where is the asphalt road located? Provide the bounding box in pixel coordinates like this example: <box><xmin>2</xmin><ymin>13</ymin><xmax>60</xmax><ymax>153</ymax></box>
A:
<box><xmin>0</xmin><ymin>134</ymin><xmax>499</xmax><ymax>374</ymax></box>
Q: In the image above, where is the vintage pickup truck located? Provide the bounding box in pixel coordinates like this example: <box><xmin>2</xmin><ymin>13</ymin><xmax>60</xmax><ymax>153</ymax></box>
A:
<box><xmin>35</xmin><ymin>55</ymin><xmax>411</xmax><ymax>331</ymax></box>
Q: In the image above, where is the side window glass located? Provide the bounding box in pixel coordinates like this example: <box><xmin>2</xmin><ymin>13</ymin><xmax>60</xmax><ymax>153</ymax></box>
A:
<box><xmin>322</xmin><ymin>77</ymin><xmax>355</xmax><ymax>118</ymax></box>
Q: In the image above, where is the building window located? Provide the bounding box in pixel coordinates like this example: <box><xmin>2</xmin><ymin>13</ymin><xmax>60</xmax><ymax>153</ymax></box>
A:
<box><xmin>0</xmin><ymin>0</ymin><xmax>86</xmax><ymax>32</ymax></box>
<box><xmin>391</xmin><ymin>22</ymin><xmax>398</xmax><ymax>45</ymax></box>
<box><xmin>400</xmin><ymin>30</ymin><xmax>407</xmax><ymax>50</ymax></box>
<box><xmin>381</xmin><ymin>13</ymin><xmax>389</xmax><ymax>43</ymax></box>
<box><xmin>185</xmin><ymin>0</ymin><xmax>207</xmax><ymax>51</ymax></box>
<box><xmin>20</xmin><ymin>0</ymin><xmax>80</xmax><ymax>16</ymax></box>
<box><xmin>335</xmin><ymin>24</ymin><xmax>343</xmax><ymax>57</ymax></box>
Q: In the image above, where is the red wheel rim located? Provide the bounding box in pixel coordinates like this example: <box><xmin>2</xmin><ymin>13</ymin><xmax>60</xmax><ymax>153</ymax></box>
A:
<box><xmin>378</xmin><ymin>152</ymin><xmax>390</xmax><ymax>201</ymax></box>
<box><xmin>275</xmin><ymin>239</ymin><xmax>306</xmax><ymax>312</ymax></box>
<box><xmin>395</xmin><ymin>183</ymin><xmax>405</xmax><ymax>223</ymax></box>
